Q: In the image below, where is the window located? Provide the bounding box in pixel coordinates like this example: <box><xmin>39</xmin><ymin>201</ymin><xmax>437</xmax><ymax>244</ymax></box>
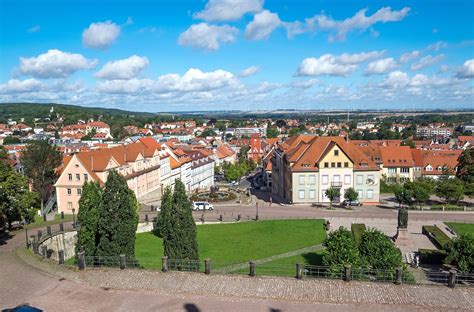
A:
<box><xmin>67</xmin><ymin>188</ymin><xmax>72</xmax><ymax>196</ymax></box>
<box><xmin>298</xmin><ymin>190</ymin><xmax>305</xmax><ymax>199</ymax></box>
<box><xmin>77</xmin><ymin>188</ymin><xmax>82</xmax><ymax>195</ymax></box>
<box><xmin>400</xmin><ymin>167</ymin><xmax>409</xmax><ymax>173</ymax></box>
<box><xmin>344</xmin><ymin>162</ymin><xmax>349</xmax><ymax>168</ymax></box>
<box><xmin>67</xmin><ymin>202</ymin><xmax>72</xmax><ymax>210</ymax></box>
<box><xmin>356</xmin><ymin>175</ymin><xmax>363</xmax><ymax>185</ymax></box>
<box><xmin>367</xmin><ymin>189</ymin><xmax>374</xmax><ymax>199</ymax></box>
<box><xmin>298</xmin><ymin>175</ymin><xmax>305</xmax><ymax>185</ymax></box>
<box><xmin>309</xmin><ymin>190</ymin><xmax>316</xmax><ymax>199</ymax></box>
<box><xmin>324</xmin><ymin>162</ymin><xmax>329</xmax><ymax>168</ymax></box>
<box><xmin>308</xmin><ymin>175</ymin><xmax>316</xmax><ymax>185</ymax></box>
<box><xmin>388</xmin><ymin>168</ymin><xmax>396</xmax><ymax>174</ymax></box>
<box><xmin>334</xmin><ymin>149</ymin><xmax>339</xmax><ymax>156</ymax></box>
<box><xmin>337</xmin><ymin>162</ymin><xmax>342</xmax><ymax>168</ymax></box>
<box><xmin>357</xmin><ymin>189</ymin><xmax>363</xmax><ymax>199</ymax></box>
<box><xmin>333</xmin><ymin>175</ymin><xmax>340</xmax><ymax>183</ymax></box>
<box><xmin>331</xmin><ymin>162</ymin><xmax>336</xmax><ymax>168</ymax></box>
<box><xmin>322</xmin><ymin>175</ymin><xmax>329</xmax><ymax>185</ymax></box>
<box><xmin>76</xmin><ymin>174</ymin><xmax>80</xmax><ymax>181</ymax></box>
<box><xmin>68</xmin><ymin>174</ymin><xmax>72</xmax><ymax>181</ymax></box>
<box><xmin>344</xmin><ymin>174</ymin><xmax>351</xmax><ymax>185</ymax></box>
<box><xmin>84</xmin><ymin>173</ymin><xmax>88</xmax><ymax>181</ymax></box>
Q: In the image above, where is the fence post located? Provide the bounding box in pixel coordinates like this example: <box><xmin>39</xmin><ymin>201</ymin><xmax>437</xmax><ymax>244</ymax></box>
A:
<box><xmin>205</xmin><ymin>258</ymin><xmax>211</xmax><ymax>275</ymax></box>
<box><xmin>145</xmin><ymin>214</ymin><xmax>149</xmax><ymax>223</ymax></box>
<box><xmin>41</xmin><ymin>245</ymin><xmax>47</xmax><ymax>258</ymax></box>
<box><xmin>395</xmin><ymin>267</ymin><xmax>402</xmax><ymax>285</ymax></box>
<box><xmin>344</xmin><ymin>265</ymin><xmax>351</xmax><ymax>282</ymax></box>
<box><xmin>59</xmin><ymin>223</ymin><xmax>64</xmax><ymax>232</ymax></box>
<box><xmin>37</xmin><ymin>230</ymin><xmax>42</xmax><ymax>241</ymax></box>
<box><xmin>77</xmin><ymin>251</ymin><xmax>85</xmax><ymax>270</ymax></box>
<box><xmin>162</xmin><ymin>256</ymin><xmax>169</xmax><ymax>272</ymax></box>
<box><xmin>61</xmin><ymin>211</ymin><xmax>64</xmax><ymax>219</ymax></box>
<box><xmin>47</xmin><ymin>226</ymin><xmax>52</xmax><ymax>236</ymax></box>
<box><xmin>237</xmin><ymin>214</ymin><xmax>241</xmax><ymax>221</ymax></box>
<box><xmin>249</xmin><ymin>261</ymin><xmax>256</xmax><ymax>277</ymax></box>
<box><xmin>58</xmin><ymin>250</ymin><xmax>65</xmax><ymax>264</ymax></box>
<box><xmin>29</xmin><ymin>235</ymin><xmax>35</xmax><ymax>250</ymax></box>
<box><xmin>120</xmin><ymin>254</ymin><xmax>126</xmax><ymax>270</ymax></box>
<box><xmin>296</xmin><ymin>263</ymin><xmax>303</xmax><ymax>279</ymax></box>
<box><xmin>448</xmin><ymin>270</ymin><xmax>457</xmax><ymax>288</ymax></box>
<box><xmin>219</xmin><ymin>215</ymin><xmax>223</xmax><ymax>222</ymax></box>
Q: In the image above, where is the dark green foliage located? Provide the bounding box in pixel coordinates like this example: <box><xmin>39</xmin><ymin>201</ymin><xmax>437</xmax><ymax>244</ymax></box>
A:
<box><xmin>96</xmin><ymin>171</ymin><xmax>138</xmax><ymax>258</ymax></box>
<box><xmin>266</xmin><ymin>127</ymin><xmax>279</xmax><ymax>138</ymax></box>
<box><xmin>2</xmin><ymin>136</ymin><xmax>21</xmax><ymax>145</ymax></box>
<box><xmin>446</xmin><ymin>233</ymin><xmax>474</xmax><ymax>273</ymax></box>
<box><xmin>75</xmin><ymin>182</ymin><xmax>102</xmax><ymax>257</ymax></box>
<box><xmin>323</xmin><ymin>227</ymin><xmax>361</xmax><ymax>269</ymax></box>
<box><xmin>456</xmin><ymin>148</ymin><xmax>474</xmax><ymax>184</ymax></box>
<box><xmin>325</xmin><ymin>187</ymin><xmax>340</xmax><ymax>209</ymax></box>
<box><xmin>418</xmin><ymin>249</ymin><xmax>448</xmax><ymax>265</ymax></box>
<box><xmin>351</xmin><ymin>223</ymin><xmax>366</xmax><ymax>246</ymax></box>
<box><xmin>21</xmin><ymin>140</ymin><xmax>62</xmax><ymax>209</ymax></box>
<box><xmin>160</xmin><ymin>180</ymin><xmax>199</xmax><ymax>261</ymax></box>
<box><xmin>435</xmin><ymin>177</ymin><xmax>464</xmax><ymax>204</ymax></box>
<box><xmin>199</xmin><ymin>128</ymin><xmax>217</xmax><ymax>137</ymax></box>
<box><xmin>422</xmin><ymin>225</ymin><xmax>452</xmax><ymax>249</ymax></box>
<box><xmin>359</xmin><ymin>228</ymin><xmax>402</xmax><ymax>270</ymax></box>
<box><xmin>344</xmin><ymin>187</ymin><xmax>359</xmax><ymax>202</ymax></box>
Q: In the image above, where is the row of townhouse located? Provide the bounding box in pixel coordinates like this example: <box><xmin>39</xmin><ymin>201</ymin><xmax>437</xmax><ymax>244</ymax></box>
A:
<box><xmin>54</xmin><ymin>137</ymin><xmax>215</xmax><ymax>214</ymax></box>
<box><xmin>271</xmin><ymin>136</ymin><xmax>381</xmax><ymax>204</ymax></box>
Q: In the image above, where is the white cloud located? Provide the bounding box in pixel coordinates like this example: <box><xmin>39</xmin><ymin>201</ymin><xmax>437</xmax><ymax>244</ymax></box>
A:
<box><xmin>297</xmin><ymin>51</ymin><xmax>384</xmax><ymax>76</ymax></box>
<box><xmin>290</xmin><ymin>79</ymin><xmax>319</xmax><ymax>89</ymax></box>
<box><xmin>456</xmin><ymin>59</ymin><xmax>474</xmax><ymax>78</ymax></box>
<box><xmin>178</xmin><ymin>23</ymin><xmax>238</xmax><ymax>51</ymax></box>
<box><xmin>282</xmin><ymin>21</ymin><xmax>306</xmax><ymax>38</ymax></box>
<box><xmin>194</xmin><ymin>0</ymin><xmax>263</xmax><ymax>22</ymax></box>
<box><xmin>0</xmin><ymin>79</ymin><xmax>44</xmax><ymax>93</ymax></box>
<box><xmin>95</xmin><ymin>55</ymin><xmax>149</xmax><ymax>80</ymax></box>
<box><xmin>28</xmin><ymin>25</ymin><xmax>40</xmax><ymax>33</ymax></box>
<box><xmin>411</xmin><ymin>54</ymin><xmax>444</xmax><ymax>71</ymax></box>
<box><xmin>82</xmin><ymin>21</ymin><xmax>121</xmax><ymax>50</ymax></box>
<box><xmin>380</xmin><ymin>71</ymin><xmax>410</xmax><ymax>88</ymax></box>
<box><xmin>427</xmin><ymin>41</ymin><xmax>448</xmax><ymax>51</ymax></box>
<box><xmin>365</xmin><ymin>58</ymin><xmax>398</xmax><ymax>75</ymax></box>
<box><xmin>239</xmin><ymin>66</ymin><xmax>260</xmax><ymax>77</ymax></box>
<box><xmin>381</xmin><ymin>71</ymin><xmax>454</xmax><ymax>89</ymax></box>
<box><xmin>295</xmin><ymin>6</ymin><xmax>410</xmax><ymax>41</ymax></box>
<box><xmin>245</xmin><ymin>10</ymin><xmax>281</xmax><ymax>40</ymax></box>
<box><xmin>16</xmin><ymin>49</ymin><xmax>97</xmax><ymax>79</ymax></box>
<box><xmin>399</xmin><ymin>50</ymin><xmax>420</xmax><ymax>63</ymax></box>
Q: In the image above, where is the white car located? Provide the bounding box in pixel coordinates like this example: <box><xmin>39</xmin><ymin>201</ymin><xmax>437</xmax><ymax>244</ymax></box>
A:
<box><xmin>193</xmin><ymin>201</ymin><xmax>214</xmax><ymax>211</ymax></box>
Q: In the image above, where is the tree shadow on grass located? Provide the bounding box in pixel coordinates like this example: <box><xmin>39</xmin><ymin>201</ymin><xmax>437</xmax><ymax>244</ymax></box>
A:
<box><xmin>302</xmin><ymin>251</ymin><xmax>324</xmax><ymax>266</ymax></box>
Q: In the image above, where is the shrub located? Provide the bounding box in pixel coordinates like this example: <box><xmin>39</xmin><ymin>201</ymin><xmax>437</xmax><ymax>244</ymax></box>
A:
<box><xmin>422</xmin><ymin>225</ymin><xmax>452</xmax><ymax>250</ymax></box>
<box><xmin>351</xmin><ymin>223</ymin><xmax>366</xmax><ymax>246</ymax></box>
<box><xmin>445</xmin><ymin>233</ymin><xmax>474</xmax><ymax>273</ymax></box>
<box><xmin>359</xmin><ymin>228</ymin><xmax>403</xmax><ymax>270</ymax></box>
<box><xmin>418</xmin><ymin>249</ymin><xmax>448</xmax><ymax>265</ymax></box>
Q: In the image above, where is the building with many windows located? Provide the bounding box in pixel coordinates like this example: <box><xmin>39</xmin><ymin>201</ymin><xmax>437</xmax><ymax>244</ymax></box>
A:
<box><xmin>271</xmin><ymin>135</ymin><xmax>381</xmax><ymax>204</ymax></box>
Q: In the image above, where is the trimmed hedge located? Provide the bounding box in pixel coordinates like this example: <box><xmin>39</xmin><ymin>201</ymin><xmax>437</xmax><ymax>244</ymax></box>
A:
<box><xmin>422</xmin><ymin>225</ymin><xmax>452</xmax><ymax>250</ymax></box>
<box><xmin>419</xmin><ymin>249</ymin><xmax>448</xmax><ymax>265</ymax></box>
<box><xmin>351</xmin><ymin>223</ymin><xmax>366</xmax><ymax>246</ymax></box>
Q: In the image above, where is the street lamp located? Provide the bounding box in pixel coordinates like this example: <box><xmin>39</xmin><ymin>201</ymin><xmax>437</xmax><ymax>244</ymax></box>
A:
<box><xmin>72</xmin><ymin>208</ymin><xmax>76</xmax><ymax>228</ymax></box>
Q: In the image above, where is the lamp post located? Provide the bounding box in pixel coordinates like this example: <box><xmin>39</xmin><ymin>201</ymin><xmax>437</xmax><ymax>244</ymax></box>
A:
<box><xmin>72</xmin><ymin>208</ymin><xmax>76</xmax><ymax>228</ymax></box>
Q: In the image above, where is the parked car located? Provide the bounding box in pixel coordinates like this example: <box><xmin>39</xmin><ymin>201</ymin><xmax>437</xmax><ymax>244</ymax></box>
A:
<box><xmin>342</xmin><ymin>199</ymin><xmax>362</xmax><ymax>207</ymax></box>
<box><xmin>192</xmin><ymin>201</ymin><xmax>214</xmax><ymax>211</ymax></box>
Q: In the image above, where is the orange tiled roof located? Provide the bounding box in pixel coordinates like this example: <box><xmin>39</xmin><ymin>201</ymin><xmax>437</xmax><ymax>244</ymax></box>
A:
<box><xmin>422</xmin><ymin>150</ymin><xmax>460</xmax><ymax>175</ymax></box>
<box><xmin>380</xmin><ymin>146</ymin><xmax>414</xmax><ymax>167</ymax></box>
<box><xmin>215</xmin><ymin>144</ymin><xmax>235</xmax><ymax>159</ymax></box>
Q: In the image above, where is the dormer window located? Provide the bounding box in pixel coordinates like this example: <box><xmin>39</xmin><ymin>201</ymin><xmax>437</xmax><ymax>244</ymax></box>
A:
<box><xmin>334</xmin><ymin>149</ymin><xmax>339</xmax><ymax>156</ymax></box>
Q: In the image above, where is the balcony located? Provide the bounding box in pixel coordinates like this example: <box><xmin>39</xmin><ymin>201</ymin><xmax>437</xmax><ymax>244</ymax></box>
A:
<box><xmin>331</xmin><ymin>182</ymin><xmax>342</xmax><ymax>188</ymax></box>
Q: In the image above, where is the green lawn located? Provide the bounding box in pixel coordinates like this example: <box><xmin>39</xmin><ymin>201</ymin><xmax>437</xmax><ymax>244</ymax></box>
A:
<box><xmin>135</xmin><ymin>219</ymin><xmax>326</xmax><ymax>269</ymax></box>
<box><xmin>445</xmin><ymin>222</ymin><xmax>474</xmax><ymax>236</ymax></box>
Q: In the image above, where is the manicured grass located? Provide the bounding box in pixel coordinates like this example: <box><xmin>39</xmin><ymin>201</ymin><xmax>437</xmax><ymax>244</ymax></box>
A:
<box><xmin>445</xmin><ymin>222</ymin><xmax>474</xmax><ymax>236</ymax></box>
<box><xmin>135</xmin><ymin>219</ymin><xmax>326</xmax><ymax>269</ymax></box>
<box><xmin>422</xmin><ymin>225</ymin><xmax>452</xmax><ymax>249</ymax></box>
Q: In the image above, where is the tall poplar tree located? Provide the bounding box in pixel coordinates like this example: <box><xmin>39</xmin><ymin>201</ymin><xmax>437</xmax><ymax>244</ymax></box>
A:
<box><xmin>96</xmin><ymin>171</ymin><xmax>138</xmax><ymax>259</ymax></box>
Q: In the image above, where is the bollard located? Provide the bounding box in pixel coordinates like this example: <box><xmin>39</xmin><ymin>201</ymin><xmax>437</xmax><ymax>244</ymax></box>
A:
<box><xmin>448</xmin><ymin>270</ymin><xmax>457</xmax><ymax>288</ymax></box>
<box><xmin>204</xmin><ymin>258</ymin><xmax>211</xmax><ymax>275</ymax></box>
<box><xmin>77</xmin><ymin>251</ymin><xmax>86</xmax><ymax>270</ymax></box>
<box><xmin>61</xmin><ymin>211</ymin><xmax>64</xmax><ymax>219</ymax></box>
<box><xmin>344</xmin><ymin>265</ymin><xmax>352</xmax><ymax>282</ymax></box>
<box><xmin>120</xmin><ymin>254</ymin><xmax>126</xmax><ymax>270</ymax></box>
<box><xmin>58</xmin><ymin>250</ymin><xmax>65</xmax><ymax>264</ymax></box>
<box><xmin>249</xmin><ymin>261</ymin><xmax>256</xmax><ymax>277</ymax></box>
<box><xmin>59</xmin><ymin>223</ymin><xmax>64</xmax><ymax>232</ymax></box>
<box><xmin>29</xmin><ymin>235</ymin><xmax>35</xmax><ymax>249</ymax></box>
<box><xmin>395</xmin><ymin>267</ymin><xmax>403</xmax><ymax>285</ymax></box>
<box><xmin>41</xmin><ymin>245</ymin><xmax>47</xmax><ymax>259</ymax></box>
<box><xmin>219</xmin><ymin>215</ymin><xmax>223</xmax><ymax>222</ymax></box>
<box><xmin>32</xmin><ymin>241</ymin><xmax>39</xmax><ymax>254</ymax></box>
<box><xmin>25</xmin><ymin>228</ymin><xmax>29</xmax><ymax>249</ymax></box>
<box><xmin>37</xmin><ymin>230</ymin><xmax>42</xmax><ymax>241</ymax></box>
<box><xmin>162</xmin><ymin>256</ymin><xmax>169</xmax><ymax>272</ymax></box>
<box><xmin>296</xmin><ymin>263</ymin><xmax>303</xmax><ymax>279</ymax></box>
<box><xmin>237</xmin><ymin>214</ymin><xmax>241</xmax><ymax>221</ymax></box>
<box><xmin>145</xmin><ymin>214</ymin><xmax>149</xmax><ymax>223</ymax></box>
<box><xmin>43</xmin><ymin>214</ymin><xmax>47</xmax><ymax>222</ymax></box>
<box><xmin>47</xmin><ymin>226</ymin><xmax>52</xmax><ymax>236</ymax></box>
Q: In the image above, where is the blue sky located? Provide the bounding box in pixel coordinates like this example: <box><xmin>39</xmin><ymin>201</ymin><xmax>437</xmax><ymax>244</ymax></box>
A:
<box><xmin>0</xmin><ymin>0</ymin><xmax>473</xmax><ymax>112</ymax></box>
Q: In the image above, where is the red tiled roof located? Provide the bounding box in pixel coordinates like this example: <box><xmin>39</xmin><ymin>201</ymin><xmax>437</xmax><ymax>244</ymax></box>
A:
<box><xmin>380</xmin><ymin>146</ymin><xmax>414</xmax><ymax>167</ymax></box>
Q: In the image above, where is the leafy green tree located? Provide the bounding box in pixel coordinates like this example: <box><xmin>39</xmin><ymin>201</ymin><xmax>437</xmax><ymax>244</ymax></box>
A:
<box><xmin>359</xmin><ymin>228</ymin><xmax>402</xmax><ymax>270</ymax></box>
<box><xmin>456</xmin><ymin>148</ymin><xmax>474</xmax><ymax>184</ymax></box>
<box><xmin>411</xmin><ymin>182</ymin><xmax>430</xmax><ymax>209</ymax></box>
<box><xmin>96</xmin><ymin>171</ymin><xmax>138</xmax><ymax>259</ymax></box>
<box><xmin>344</xmin><ymin>187</ymin><xmax>358</xmax><ymax>203</ymax></box>
<box><xmin>288</xmin><ymin>127</ymin><xmax>301</xmax><ymax>137</ymax></box>
<box><xmin>446</xmin><ymin>233</ymin><xmax>474</xmax><ymax>273</ymax></box>
<box><xmin>199</xmin><ymin>128</ymin><xmax>217</xmax><ymax>137</ymax></box>
<box><xmin>75</xmin><ymin>181</ymin><xmax>102</xmax><ymax>257</ymax></box>
<box><xmin>325</xmin><ymin>187</ymin><xmax>340</xmax><ymax>209</ymax></box>
<box><xmin>435</xmin><ymin>177</ymin><xmax>464</xmax><ymax>204</ymax></box>
<box><xmin>3</xmin><ymin>136</ymin><xmax>21</xmax><ymax>145</ymax></box>
<box><xmin>21</xmin><ymin>140</ymin><xmax>62</xmax><ymax>212</ymax></box>
<box><xmin>394</xmin><ymin>183</ymin><xmax>414</xmax><ymax>207</ymax></box>
<box><xmin>323</xmin><ymin>227</ymin><xmax>361</xmax><ymax>269</ymax></box>
<box><xmin>266</xmin><ymin>127</ymin><xmax>279</xmax><ymax>138</ymax></box>
<box><xmin>238</xmin><ymin>145</ymin><xmax>250</xmax><ymax>162</ymax></box>
<box><xmin>275</xmin><ymin>119</ymin><xmax>286</xmax><ymax>128</ymax></box>
<box><xmin>0</xmin><ymin>168</ymin><xmax>38</xmax><ymax>229</ymax></box>
<box><xmin>160</xmin><ymin>180</ymin><xmax>199</xmax><ymax>261</ymax></box>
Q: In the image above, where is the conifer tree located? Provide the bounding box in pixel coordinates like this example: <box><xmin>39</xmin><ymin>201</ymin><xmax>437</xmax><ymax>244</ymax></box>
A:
<box><xmin>96</xmin><ymin>171</ymin><xmax>138</xmax><ymax>259</ymax></box>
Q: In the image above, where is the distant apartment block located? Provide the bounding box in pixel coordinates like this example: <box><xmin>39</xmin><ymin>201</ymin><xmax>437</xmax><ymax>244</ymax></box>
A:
<box><xmin>232</xmin><ymin>127</ymin><xmax>266</xmax><ymax>138</ymax></box>
<box><xmin>416</xmin><ymin>126</ymin><xmax>453</xmax><ymax>138</ymax></box>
